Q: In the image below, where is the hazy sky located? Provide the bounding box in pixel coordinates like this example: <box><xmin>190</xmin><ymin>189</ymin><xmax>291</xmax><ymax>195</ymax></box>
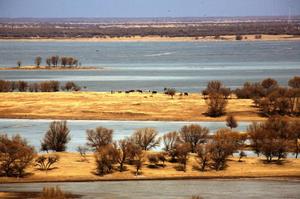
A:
<box><xmin>0</xmin><ymin>0</ymin><xmax>300</xmax><ymax>18</ymax></box>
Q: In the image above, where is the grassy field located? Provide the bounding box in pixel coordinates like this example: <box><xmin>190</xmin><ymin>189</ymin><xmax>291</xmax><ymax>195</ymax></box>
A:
<box><xmin>0</xmin><ymin>92</ymin><xmax>265</xmax><ymax>121</ymax></box>
<box><xmin>1</xmin><ymin>152</ymin><xmax>299</xmax><ymax>183</ymax></box>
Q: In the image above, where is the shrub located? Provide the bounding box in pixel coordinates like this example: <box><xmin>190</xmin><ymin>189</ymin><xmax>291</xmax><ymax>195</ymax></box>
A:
<box><xmin>0</xmin><ymin>80</ymin><xmax>13</xmax><ymax>92</ymax></box>
<box><xmin>17</xmin><ymin>81</ymin><xmax>28</xmax><ymax>92</ymax></box>
<box><xmin>95</xmin><ymin>144</ymin><xmax>118</xmax><ymax>176</ymax></box>
<box><xmin>235</xmin><ymin>35</ymin><xmax>243</xmax><ymax>40</ymax></box>
<box><xmin>157</xmin><ymin>152</ymin><xmax>167</xmax><ymax>167</ymax></box>
<box><xmin>131</xmin><ymin>128</ymin><xmax>161</xmax><ymax>150</ymax></box>
<box><xmin>77</xmin><ymin>145</ymin><xmax>89</xmax><ymax>162</ymax></box>
<box><xmin>147</xmin><ymin>154</ymin><xmax>159</xmax><ymax>168</ymax></box>
<box><xmin>205</xmin><ymin>93</ymin><xmax>228</xmax><ymax>117</ymax></box>
<box><xmin>62</xmin><ymin>81</ymin><xmax>81</xmax><ymax>91</ymax></box>
<box><xmin>40</xmin><ymin>81</ymin><xmax>60</xmax><ymax>92</ymax></box>
<box><xmin>288</xmin><ymin>76</ymin><xmax>300</xmax><ymax>88</ymax></box>
<box><xmin>86</xmin><ymin>127</ymin><xmax>113</xmax><ymax>151</ymax></box>
<box><xmin>226</xmin><ymin>115</ymin><xmax>238</xmax><ymax>129</ymax></box>
<box><xmin>175</xmin><ymin>143</ymin><xmax>190</xmax><ymax>172</ymax></box>
<box><xmin>41</xmin><ymin>121</ymin><xmax>71</xmax><ymax>152</ymax></box>
<box><xmin>179</xmin><ymin>124</ymin><xmax>209</xmax><ymax>153</ymax></box>
<box><xmin>0</xmin><ymin>134</ymin><xmax>36</xmax><ymax>177</ymax></box>
<box><xmin>35</xmin><ymin>154</ymin><xmax>59</xmax><ymax>171</ymax></box>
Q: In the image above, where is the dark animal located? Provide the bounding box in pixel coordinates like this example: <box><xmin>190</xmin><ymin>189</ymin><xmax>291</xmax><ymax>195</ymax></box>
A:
<box><xmin>184</xmin><ymin>92</ymin><xmax>189</xmax><ymax>96</ymax></box>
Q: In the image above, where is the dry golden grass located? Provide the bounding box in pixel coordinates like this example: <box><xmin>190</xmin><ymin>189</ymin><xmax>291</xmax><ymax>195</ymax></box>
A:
<box><xmin>1</xmin><ymin>152</ymin><xmax>299</xmax><ymax>183</ymax></box>
<box><xmin>0</xmin><ymin>92</ymin><xmax>266</xmax><ymax>121</ymax></box>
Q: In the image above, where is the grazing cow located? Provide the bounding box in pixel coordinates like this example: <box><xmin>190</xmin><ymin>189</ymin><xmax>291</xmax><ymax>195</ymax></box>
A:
<box><xmin>129</xmin><ymin>90</ymin><xmax>135</xmax><ymax>93</ymax></box>
<box><xmin>184</xmin><ymin>92</ymin><xmax>189</xmax><ymax>96</ymax></box>
<box><xmin>125</xmin><ymin>91</ymin><xmax>130</xmax><ymax>94</ymax></box>
<box><xmin>152</xmin><ymin>91</ymin><xmax>157</xmax><ymax>94</ymax></box>
<box><xmin>136</xmin><ymin>90</ymin><xmax>143</xmax><ymax>93</ymax></box>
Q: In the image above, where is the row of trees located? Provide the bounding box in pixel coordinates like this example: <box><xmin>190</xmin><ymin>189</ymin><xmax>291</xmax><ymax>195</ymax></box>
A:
<box><xmin>17</xmin><ymin>56</ymin><xmax>80</xmax><ymax>68</ymax></box>
<box><xmin>2</xmin><ymin>116</ymin><xmax>298</xmax><ymax>177</ymax></box>
<box><xmin>201</xmin><ymin>76</ymin><xmax>300</xmax><ymax>117</ymax></box>
<box><xmin>234</xmin><ymin>76</ymin><xmax>300</xmax><ymax>116</ymax></box>
<box><xmin>0</xmin><ymin>80</ymin><xmax>81</xmax><ymax>92</ymax></box>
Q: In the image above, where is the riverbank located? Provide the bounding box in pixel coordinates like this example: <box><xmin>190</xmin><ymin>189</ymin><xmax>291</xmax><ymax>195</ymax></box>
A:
<box><xmin>0</xmin><ymin>92</ymin><xmax>267</xmax><ymax>121</ymax></box>
<box><xmin>1</xmin><ymin>152</ymin><xmax>299</xmax><ymax>183</ymax></box>
<box><xmin>0</xmin><ymin>34</ymin><xmax>300</xmax><ymax>42</ymax></box>
<box><xmin>0</xmin><ymin>65</ymin><xmax>99</xmax><ymax>71</ymax></box>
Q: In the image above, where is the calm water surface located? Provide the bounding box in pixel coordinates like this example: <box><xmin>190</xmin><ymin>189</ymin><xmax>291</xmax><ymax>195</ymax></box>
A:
<box><xmin>0</xmin><ymin>179</ymin><xmax>299</xmax><ymax>199</ymax></box>
<box><xmin>0</xmin><ymin>41</ymin><xmax>299</xmax><ymax>91</ymax></box>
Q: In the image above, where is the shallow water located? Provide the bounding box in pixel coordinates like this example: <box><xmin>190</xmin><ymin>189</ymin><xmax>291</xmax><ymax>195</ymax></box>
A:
<box><xmin>0</xmin><ymin>179</ymin><xmax>299</xmax><ymax>199</ymax></box>
<box><xmin>0</xmin><ymin>41</ymin><xmax>299</xmax><ymax>92</ymax></box>
<box><xmin>0</xmin><ymin>119</ymin><xmax>250</xmax><ymax>152</ymax></box>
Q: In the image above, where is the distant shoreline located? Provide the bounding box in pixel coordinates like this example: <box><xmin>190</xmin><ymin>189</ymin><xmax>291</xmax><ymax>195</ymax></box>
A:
<box><xmin>0</xmin><ymin>34</ymin><xmax>300</xmax><ymax>42</ymax></box>
<box><xmin>0</xmin><ymin>65</ymin><xmax>101</xmax><ymax>71</ymax></box>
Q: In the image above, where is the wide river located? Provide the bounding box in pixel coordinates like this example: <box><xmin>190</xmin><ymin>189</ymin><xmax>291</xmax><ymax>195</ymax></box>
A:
<box><xmin>0</xmin><ymin>179</ymin><xmax>299</xmax><ymax>199</ymax></box>
<box><xmin>0</xmin><ymin>119</ymin><xmax>250</xmax><ymax>152</ymax></box>
<box><xmin>0</xmin><ymin>41</ymin><xmax>300</xmax><ymax>92</ymax></box>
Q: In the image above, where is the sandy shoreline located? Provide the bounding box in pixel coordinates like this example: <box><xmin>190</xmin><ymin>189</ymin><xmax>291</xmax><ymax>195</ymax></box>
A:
<box><xmin>0</xmin><ymin>34</ymin><xmax>300</xmax><ymax>42</ymax></box>
<box><xmin>1</xmin><ymin>152</ymin><xmax>299</xmax><ymax>183</ymax></box>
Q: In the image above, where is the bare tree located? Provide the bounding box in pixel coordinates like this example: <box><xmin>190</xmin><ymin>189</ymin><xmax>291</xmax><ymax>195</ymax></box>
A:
<box><xmin>0</xmin><ymin>134</ymin><xmax>36</xmax><ymax>177</ymax></box>
<box><xmin>86</xmin><ymin>127</ymin><xmax>113</xmax><ymax>151</ymax></box>
<box><xmin>131</xmin><ymin>128</ymin><xmax>161</xmax><ymax>150</ymax></box>
<box><xmin>195</xmin><ymin>144</ymin><xmax>211</xmax><ymax>172</ymax></box>
<box><xmin>46</xmin><ymin>57</ymin><xmax>51</xmax><ymax>67</ymax></box>
<box><xmin>205</xmin><ymin>93</ymin><xmax>228</xmax><ymax>117</ymax></box>
<box><xmin>162</xmin><ymin>131</ymin><xmax>179</xmax><ymax>152</ymax></box>
<box><xmin>179</xmin><ymin>124</ymin><xmax>209</xmax><ymax>153</ymax></box>
<box><xmin>35</xmin><ymin>56</ymin><xmax>42</xmax><ymax>67</ymax></box>
<box><xmin>41</xmin><ymin>121</ymin><xmax>71</xmax><ymax>152</ymax></box>
<box><xmin>115</xmin><ymin>138</ymin><xmax>132</xmax><ymax>171</ymax></box>
<box><xmin>209</xmin><ymin>128</ymin><xmax>238</xmax><ymax>170</ymax></box>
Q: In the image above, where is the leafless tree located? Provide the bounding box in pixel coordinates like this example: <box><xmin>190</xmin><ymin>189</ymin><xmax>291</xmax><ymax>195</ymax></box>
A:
<box><xmin>162</xmin><ymin>131</ymin><xmax>179</xmax><ymax>152</ymax></box>
<box><xmin>41</xmin><ymin>121</ymin><xmax>71</xmax><ymax>152</ymax></box>
<box><xmin>86</xmin><ymin>127</ymin><xmax>113</xmax><ymax>151</ymax></box>
<box><xmin>131</xmin><ymin>128</ymin><xmax>161</xmax><ymax>150</ymax></box>
<box><xmin>35</xmin><ymin>56</ymin><xmax>42</xmax><ymax>67</ymax></box>
<box><xmin>179</xmin><ymin>124</ymin><xmax>209</xmax><ymax>153</ymax></box>
<box><xmin>0</xmin><ymin>134</ymin><xmax>36</xmax><ymax>177</ymax></box>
